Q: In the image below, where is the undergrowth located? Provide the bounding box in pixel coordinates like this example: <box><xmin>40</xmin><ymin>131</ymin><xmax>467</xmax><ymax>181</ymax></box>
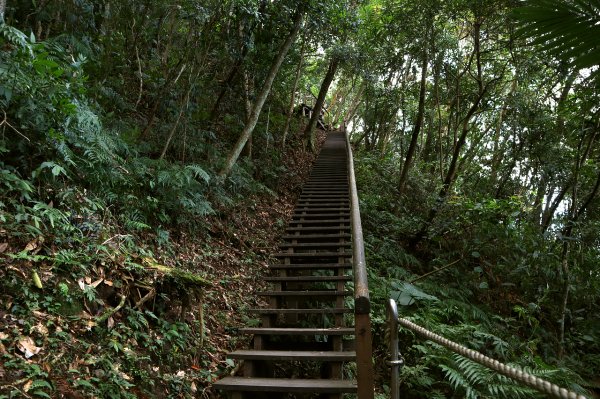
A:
<box><xmin>355</xmin><ymin>152</ymin><xmax>592</xmax><ymax>398</ymax></box>
<box><xmin>0</xmin><ymin>22</ymin><xmax>306</xmax><ymax>398</ymax></box>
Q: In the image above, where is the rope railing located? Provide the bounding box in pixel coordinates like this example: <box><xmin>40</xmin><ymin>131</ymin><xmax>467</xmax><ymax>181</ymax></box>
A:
<box><xmin>387</xmin><ymin>298</ymin><xmax>588</xmax><ymax>399</ymax></box>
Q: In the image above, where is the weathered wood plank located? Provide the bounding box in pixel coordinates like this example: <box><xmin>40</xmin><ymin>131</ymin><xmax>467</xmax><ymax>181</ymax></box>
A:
<box><xmin>227</xmin><ymin>350</ymin><xmax>356</xmax><ymax>361</ymax></box>
<box><xmin>214</xmin><ymin>377</ymin><xmax>357</xmax><ymax>393</ymax></box>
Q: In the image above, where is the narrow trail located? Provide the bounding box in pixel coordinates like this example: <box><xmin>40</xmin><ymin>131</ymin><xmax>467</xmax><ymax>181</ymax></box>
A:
<box><xmin>215</xmin><ymin>130</ymin><xmax>369</xmax><ymax>398</ymax></box>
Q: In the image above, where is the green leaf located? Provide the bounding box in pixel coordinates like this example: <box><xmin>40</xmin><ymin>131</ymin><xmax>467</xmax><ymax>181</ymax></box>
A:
<box><xmin>30</xmin><ymin>380</ymin><xmax>52</xmax><ymax>390</ymax></box>
<box><xmin>74</xmin><ymin>379</ymin><xmax>95</xmax><ymax>389</ymax></box>
<box><xmin>394</xmin><ymin>282</ymin><xmax>438</xmax><ymax>306</ymax></box>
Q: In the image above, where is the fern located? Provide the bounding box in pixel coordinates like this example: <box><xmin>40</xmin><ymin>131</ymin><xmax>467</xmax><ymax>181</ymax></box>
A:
<box><xmin>185</xmin><ymin>164</ymin><xmax>210</xmax><ymax>183</ymax></box>
<box><xmin>0</xmin><ymin>24</ymin><xmax>33</xmax><ymax>55</ymax></box>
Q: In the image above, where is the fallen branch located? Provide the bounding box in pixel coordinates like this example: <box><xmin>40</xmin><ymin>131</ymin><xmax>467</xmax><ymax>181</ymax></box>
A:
<box><xmin>410</xmin><ymin>257</ymin><xmax>464</xmax><ymax>284</ymax></box>
<box><xmin>96</xmin><ymin>294</ymin><xmax>126</xmax><ymax>324</ymax></box>
<box><xmin>134</xmin><ymin>288</ymin><xmax>156</xmax><ymax>309</ymax></box>
<box><xmin>1</xmin><ymin>110</ymin><xmax>30</xmax><ymax>142</ymax></box>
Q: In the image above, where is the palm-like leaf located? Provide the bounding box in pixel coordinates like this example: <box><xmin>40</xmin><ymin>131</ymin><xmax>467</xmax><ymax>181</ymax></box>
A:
<box><xmin>514</xmin><ymin>0</ymin><xmax>600</xmax><ymax>69</ymax></box>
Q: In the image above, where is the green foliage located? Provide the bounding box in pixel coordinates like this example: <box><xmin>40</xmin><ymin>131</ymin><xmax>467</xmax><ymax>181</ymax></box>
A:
<box><xmin>514</xmin><ymin>0</ymin><xmax>600</xmax><ymax>70</ymax></box>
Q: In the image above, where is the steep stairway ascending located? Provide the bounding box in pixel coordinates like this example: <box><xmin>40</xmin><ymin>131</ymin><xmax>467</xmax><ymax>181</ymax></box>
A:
<box><xmin>214</xmin><ymin>131</ymin><xmax>357</xmax><ymax>398</ymax></box>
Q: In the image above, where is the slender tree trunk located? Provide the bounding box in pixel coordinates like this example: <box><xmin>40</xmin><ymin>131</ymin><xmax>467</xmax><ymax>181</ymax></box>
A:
<box><xmin>411</xmin><ymin>20</ymin><xmax>487</xmax><ymax>249</ymax></box>
<box><xmin>342</xmin><ymin>82</ymin><xmax>365</xmax><ymax>127</ymax></box>
<box><xmin>0</xmin><ymin>0</ymin><xmax>6</xmax><ymax>23</ymax></box>
<box><xmin>542</xmin><ymin>127</ymin><xmax>597</xmax><ymax>232</ymax></box>
<box><xmin>138</xmin><ymin>61</ymin><xmax>186</xmax><ymax>142</ymax></box>
<box><xmin>281</xmin><ymin>37</ymin><xmax>306</xmax><ymax>148</ymax></box>
<box><xmin>398</xmin><ymin>45</ymin><xmax>429</xmax><ymax>195</ymax></box>
<box><xmin>159</xmin><ymin>87</ymin><xmax>192</xmax><ymax>160</ymax></box>
<box><xmin>490</xmin><ymin>78</ymin><xmax>518</xmax><ymax>186</ymax></box>
<box><xmin>209</xmin><ymin>1</ymin><xmax>266</xmax><ymax>122</ymax></box>
<box><xmin>219</xmin><ymin>9</ymin><xmax>303</xmax><ymax>177</ymax></box>
<box><xmin>557</xmin><ymin>243</ymin><xmax>570</xmax><ymax>360</ymax></box>
<box><xmin>303</xmin><ymin>57</ymin><xmax>339</xmax><ymax>150</ymax></box>
<box><xmin>241</xmin><ymin>69</ymin><xmax>254</xmax><ymax>158</ymax></box>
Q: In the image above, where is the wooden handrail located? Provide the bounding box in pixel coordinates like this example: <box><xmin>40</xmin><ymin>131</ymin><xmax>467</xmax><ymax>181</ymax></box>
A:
<box><xmin>344</xmin><ymin>126</ymin><xmax>374</xmax><ymax>399</ymax></box>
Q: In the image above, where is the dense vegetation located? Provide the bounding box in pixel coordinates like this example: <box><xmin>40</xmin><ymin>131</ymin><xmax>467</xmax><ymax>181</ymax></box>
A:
<box><xmin>1</xmin><ymin>0</ymin><xmax>599</xmax><ymax>398</ymax></box>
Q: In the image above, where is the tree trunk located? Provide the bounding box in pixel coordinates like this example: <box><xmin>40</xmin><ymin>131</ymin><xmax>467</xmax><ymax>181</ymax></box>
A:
<box><xmin>557</xmin><ymin>242</ymin><xmax>570</xmax><ymax>359</ymax></box>
<box><xmin>138</xmin><ymin>61</ymin><xmax>186</xmax><ymax>142</ymax></box>
<box><xmin>0</xmin><ymin>0</ymin><xmax>6</xmax><ymax>23</ymax></box>
<box><xmin>411</xmin><ymin>20</ymin><xmax>487</xmax><ymax>249</ymax></box>
<box><xmin>209</xmin><ymin>2</ymin><xmax>266</xmax><ymax>122</ymax></box>
<box><xmin>398</xmin><ymin>45</ymin><xmax>429</xmax><ymax>195</ymax></box>
<box><xmin>159</xmin><ymin>87</ymin><xmax>192</xmax><ymax>160</ymax></box>
<box><xmin>303</xmin><ymin>57</ymin><xmax>339</xmax><ymax>150</ymax></box>
<box><xmin>219</xmin><ymin>9</ymin><xmax>303</xmax><ymax>177</ymax></box>
<box><xmin>281</xmin><ymin>37</ymin><xmax>306</xmax><ymax>148</ymax></box>
<box><xmin>342</xmin><ymin>82</ymin><xmax>365</xmax><ymax>128</ymax></box>
<box><xmin>241</xmin><ymin>68</ymin><xmax>253</xmax><ymax>158</ymax></box>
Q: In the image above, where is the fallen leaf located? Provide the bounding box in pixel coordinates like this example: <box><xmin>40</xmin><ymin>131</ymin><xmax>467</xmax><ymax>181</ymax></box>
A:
<box><xmin>90</xmin><ymin>278</ymin><xmax>103</xmax><ymax>288</ymax></box>
<box><xmin>33</xmin><ymin>323</ymin><xmax>49</xmax><ymax>336</ymax></box>
<box><xmin>0</xmin><ymin>243</ymin><xmax>8</xmax><ymax>253</ymax></box>
<box><xmin>104</xmin><ymin>280</ymin><xmax>113</xmax><ymax>286</ymax></box>
<box><xmin>32</xmin><ymin>271</ymin><xmax>43</xmax><ymax>289</ymax></box>
<box><xmin>85</xmin><ymin>320</ymin><xmax>96</xmax><ymax>331</ymax></box>
<box><xmin>0</xmin><ymin>332</ymin><xmax>8</xmax><ymax>340</ymax></box>
<box><xmin>24</xmin><ymin>239</ymin><xmax>38</xmax><ymax>252</ymax></box>
<box><xmin>23</xmin><ymin>380</ymin><xmax>32</xmax><ymax>392</ymax></box>
<box><xmin>17</xmin><ymin>336</ymin><xmax>41</xmax><ymax>359</ymax></box>
<box><xmin>32</xmin><ymin>310</ymin><xmax>48</xmax><ymax>318</ymax></box>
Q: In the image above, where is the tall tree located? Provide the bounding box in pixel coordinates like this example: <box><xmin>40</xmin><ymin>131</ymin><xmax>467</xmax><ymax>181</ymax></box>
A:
<box><xmin>219</xmin><ymin>8</ymin><xmax>304</xmax><ymax>177</ymax></box>
<box><xmin>398</xmin><ymin>27</ymin><xmax>429</xmax><ymax>195</ymax></box>
<box><xmin>303</xmin><ymin>57</ymin><xmax>339</xmax><ymax>149</ymax></box>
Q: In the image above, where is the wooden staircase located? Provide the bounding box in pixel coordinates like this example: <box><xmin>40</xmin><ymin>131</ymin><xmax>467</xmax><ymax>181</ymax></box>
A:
<box><xmin>215</xmin><ymin>131</ymin><xmax>371</xmax><ymax>398</ymax></box>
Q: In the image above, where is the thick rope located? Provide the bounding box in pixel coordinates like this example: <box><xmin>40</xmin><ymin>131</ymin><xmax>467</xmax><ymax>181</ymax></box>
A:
<box><xmin>397</xmin><ymin>318</ymin><xmax>588</xmax><ymax>399</ymax></box>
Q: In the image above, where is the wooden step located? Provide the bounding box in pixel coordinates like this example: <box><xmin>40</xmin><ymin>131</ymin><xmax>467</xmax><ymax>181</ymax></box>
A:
<box><xmin>288</xmin><ymin>219</ymin><xmax>351</xmax><ymax>225</ymax></box>
<box><xmin>294</xmin><ymin>207</ymin><xmax>350</xmax><ymax>212</ymax></box>
<box><xmin>214</xmin><ymin>377</ymin><xmax>357</xmax><ymax>393</ymax></box>
<box><xmin>292</xmin><ymin>212</ymin><xmax>351</xmax><ymax>218</ymax></box>
<box><xmin>302</xmin><ymin>185</ymin><xmax>348</xmax><ymax>189</ymax></box>
<box><xmin>258</xmin><ymin>290</ymin><xmax>352</xmax><ymax>297</ymax></box>
<box><xmin>250</xmin><ymin>308</ymin><xmax>352</xmax><ymax>315</ymax></box>
<box><xmin>285</xmin><ymin>226</ymin><xmax>351</xmax><ymax>232</ymax></box>
<box><xmin>241</xmin><ymin>327</ymin><xmax>355</xmax><ymax>335</ymax></box>
<box><xmin>282</xmin><ymin>233</ymin><xmax>351</xmax><ymax>240</ymax></box>
<box><xmin>264</xmin><ymin>275</ymin><xmax>351</xmax><ymax>282</ymax></box>
<box><xmin>269</xmin><ymin>263</ymin><xmax>352</xmax><ymax>270</ymax></box>
<box><xmin>295</xmin><ymin>198</ymin><xmax>349</xmax><ymax>202</ymax></box>
<box><xmin>301</xmin><ymin>190</ymin><xmax>348</xmax><ymax>194</ymax></box>
<box><xmin>299</xmin><ymin>194</ymin><xmax>349</xmax><ymax>199</ymax></box>
<box><xmin>274</xmin><ymin>252</ymin><xmax>352</xmax><ymax>258</ymax></box>
<box><xmin>227</xmin><ymin>350</ymin><xmax>356</xmax><ymax>361</ymax></box>
<box><xmin>278</xmin><ymin>242</ymin><xmax>351</xmax><ymax>249</ymax></box>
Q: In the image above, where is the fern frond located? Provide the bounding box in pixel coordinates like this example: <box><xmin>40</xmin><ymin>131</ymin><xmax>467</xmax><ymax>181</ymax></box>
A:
<box><xmin>185</xmin><ymin>164</ymin><xmax>210</xmax><ymax>183</ymax></box>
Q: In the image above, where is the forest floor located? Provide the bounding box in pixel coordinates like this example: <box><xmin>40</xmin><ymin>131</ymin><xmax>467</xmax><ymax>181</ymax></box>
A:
<box><xmin>0</xmin><ymin>131</ymin><xmax>327</xmax><ymax>398</ymax></box>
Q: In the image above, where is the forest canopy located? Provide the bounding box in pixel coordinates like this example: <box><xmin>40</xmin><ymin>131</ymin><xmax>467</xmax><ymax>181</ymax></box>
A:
<box><xmin>1</xmin><ymin>0</ymin><xmax>599</xmax><ymax>397</ymax></box>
